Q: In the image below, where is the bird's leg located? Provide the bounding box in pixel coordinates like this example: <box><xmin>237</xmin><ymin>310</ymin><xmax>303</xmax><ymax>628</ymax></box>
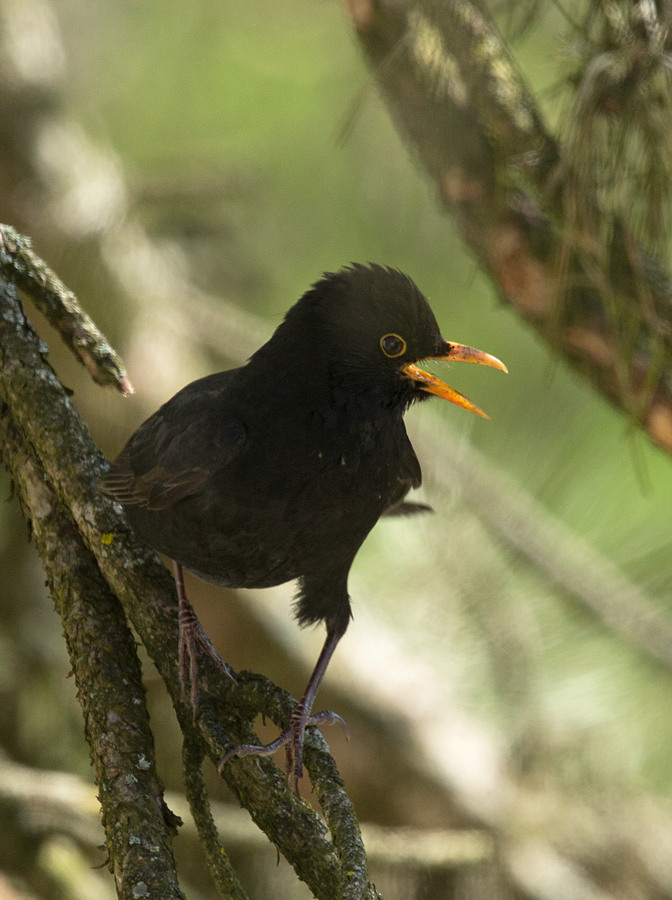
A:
<box><xmin>282</xmin><ymin>625</ymin><xmax>349</xmax><ymax>789</ymax></box>
<box><xmin>218</xmin><ymin>624</ymin><xmax>348</xmax><ymax>794</ymax></box>
<box><xmin>173</xmin><ymin>561</ymin><xmax>235</xmax><ymax>716</ymax></box>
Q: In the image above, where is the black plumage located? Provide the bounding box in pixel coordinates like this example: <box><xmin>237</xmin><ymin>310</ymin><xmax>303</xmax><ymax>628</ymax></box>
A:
<box><xmin>100</xmin><ymin>264</ymin><xmax>506</xmax><ymax>788</ymax></box>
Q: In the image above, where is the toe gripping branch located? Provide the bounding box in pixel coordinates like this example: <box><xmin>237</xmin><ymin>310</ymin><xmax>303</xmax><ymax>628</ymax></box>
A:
<box><xmin>218</xmin><ymin>626</ymin><xmax>348</xmax><ymax>794</ymax></box>
<box><xmin>173</xmin><ymin>560</ymin><xmax>348</xmax><ymax>793</ymax></box>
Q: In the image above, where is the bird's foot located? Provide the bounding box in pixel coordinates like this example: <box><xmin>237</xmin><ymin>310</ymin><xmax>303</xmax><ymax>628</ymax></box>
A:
<box><xmin>218</xmin><ymin>703</ymin><xmax>349</xmax><ymax>794</ymax></box>
<box><xmin>178</xmin><ymin>608</ymin><xmax>236</xmax><ymax>715</ymax></box>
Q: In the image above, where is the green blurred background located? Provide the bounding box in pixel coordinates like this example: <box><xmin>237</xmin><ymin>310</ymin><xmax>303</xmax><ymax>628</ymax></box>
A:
<box><xmin>2</xmin><ymin>0</ymin><xmax>672</xmax><ymax>897</ymax></box>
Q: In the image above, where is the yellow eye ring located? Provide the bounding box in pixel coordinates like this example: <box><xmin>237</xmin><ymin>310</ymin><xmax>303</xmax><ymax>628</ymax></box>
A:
<box><xmin>380</xmin><ymin>333</ymin><xmax>406</xmax><ymax>358</ymax></box>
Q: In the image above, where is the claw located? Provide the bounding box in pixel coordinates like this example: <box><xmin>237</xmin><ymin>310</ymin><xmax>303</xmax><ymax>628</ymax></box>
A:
<box><xmin>307</xmin><ymin>709</ymin><xmax>350</xmax><ymax>740</ymax></box>
<box><xmin>217</xmin><ymin>706</ymin><xmax>348</xmax><ymax>794</ymax></box>
<box><xmin>218</xmin><ymin>626</ymin><xmax>348</xmax><ymax>792</ymax></box>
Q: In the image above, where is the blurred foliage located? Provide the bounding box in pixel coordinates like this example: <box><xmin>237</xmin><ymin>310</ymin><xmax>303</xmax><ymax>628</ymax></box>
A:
<box><xmin>2</xmin><ymin>0</ymin><xmax>672</xmax><ymax>897</ymax></box>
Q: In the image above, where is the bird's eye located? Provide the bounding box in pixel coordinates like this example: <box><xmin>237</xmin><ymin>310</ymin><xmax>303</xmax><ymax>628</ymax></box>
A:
<box><xmin>380</xmin><ymin>333</ymin><xmax>406</xmax><ymax>358</ymax></box>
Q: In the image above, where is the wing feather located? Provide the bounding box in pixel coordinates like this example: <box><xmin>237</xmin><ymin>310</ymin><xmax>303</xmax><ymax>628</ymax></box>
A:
<box><xmin>100</xmin><ymin>372</ymin><xmax>246</xmax><ymax>511</ymax></box>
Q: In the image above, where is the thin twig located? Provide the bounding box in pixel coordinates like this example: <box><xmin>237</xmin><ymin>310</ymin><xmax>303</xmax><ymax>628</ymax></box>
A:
<box><xmin>182</xmin><ymin>735</ymin><xmax>249</xmax><ymax>900</ymax></box>
<box><xmin>0</xmin><ymin>224</ymin><xmax>133</xmax><ymax>393</ymax></box>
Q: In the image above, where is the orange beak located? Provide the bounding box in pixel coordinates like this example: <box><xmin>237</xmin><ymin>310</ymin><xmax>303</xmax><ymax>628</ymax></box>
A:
<box><xmin>402</xmin><ymin>341</ymin><xmax>508</xmax><ymax>419</ymax></box>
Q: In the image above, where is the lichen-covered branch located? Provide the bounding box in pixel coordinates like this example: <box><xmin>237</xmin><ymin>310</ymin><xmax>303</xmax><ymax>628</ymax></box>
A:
<box><xmin>181</xmin><ymin>734</ymin><xmax>250</xmax><ymax>900</ymax></box>
<box><xmin>0</xmin><ymin>756</ymin><xmax>494</xmax><ymax>875</ymax></box>
<box><xmin>345</xmin><ymin>0</ymin><xmax>672</xmax><ymax>456</ymax></box>
<box><xmin>0</xmin><ymin>239</ymin><xmax>380</xmax><ymax>899</ymax></box>
<box><xmin>0</xmin><ymin>224</ymin><xmax>132</xmax><ymax>393</ymax></box>
<box><xmin>0</xmin><ymin>331</ymin><xmax>184</xmax><ymax>900</ymax></box>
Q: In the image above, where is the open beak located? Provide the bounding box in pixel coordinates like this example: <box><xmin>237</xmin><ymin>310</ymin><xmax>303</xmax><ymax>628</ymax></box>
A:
<box><xmin>402</xmin><ymin>341</ymin><xmax>508</xmax><ymax>419</ymax></box>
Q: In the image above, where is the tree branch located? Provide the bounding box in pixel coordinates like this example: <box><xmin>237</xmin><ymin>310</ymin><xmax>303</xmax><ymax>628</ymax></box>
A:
<box><xmin>0</xmin><ymin>224</ymin><xmax>132</xmax><ymax>394</ymax></box>
<box><xmin>345</xmin><ymin>0</ymin><xmax>672</xmax><ymax>456</ymax></box>
<box><xmin>181</xmin><ymin>735</ymin><xmax>249</xmax><ymax>900</ymax></box>
<box><xmin>0</xmin><ymin>756</ymin><xmax>494</xmax><ymax>875</ymax></box>
<box><xmin>0</xmin><ymin>320</ymin><xmax>184</xmax><ymax>900</ymax></box>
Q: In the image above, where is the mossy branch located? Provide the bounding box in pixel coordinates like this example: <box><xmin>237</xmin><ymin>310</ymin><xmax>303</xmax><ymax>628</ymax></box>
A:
<box><xmin>182</xmin><ymin>735</ymin><xmax>249</xmax><ymax>900</ymax></box>
<box><xmin>0</xmin><ymin>348</ymin><xmax>185</xmax><ymax>900</ymax></box>
<box><xmin>0</xmin><ymin>224</ymin><xmax>133</xmax><ymax>393</ymax></box>
<box><xmin>0</xmin><ymin>755</ymin><xmax>494</xmax><ymax>880</ymax></box>
<box><xmin>0</xmin><ymin>231</ymin><xmax>379</xmax><ymax>899</ymax></box>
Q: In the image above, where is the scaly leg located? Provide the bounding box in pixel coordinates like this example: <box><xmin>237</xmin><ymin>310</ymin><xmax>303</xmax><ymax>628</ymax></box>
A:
<box><xmin>218</xmin><ymin>624</ymin><xmax>348</xmax><ymax>794</ymax></box>
<box><xmin>173</xmin><ymin>560</ymin><xmax>235</xmax><ymax>716</ymax></box>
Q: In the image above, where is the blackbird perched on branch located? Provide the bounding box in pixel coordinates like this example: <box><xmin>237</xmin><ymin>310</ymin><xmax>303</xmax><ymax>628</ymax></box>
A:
<box><xmin>100</xmin><ymin>264</ymin><xmax>506</xmax><ymax>790</ymax></box>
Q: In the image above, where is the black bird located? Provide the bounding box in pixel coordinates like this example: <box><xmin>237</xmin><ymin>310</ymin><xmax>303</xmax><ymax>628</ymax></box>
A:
<box><xmin>100</xmin><ymin>264</ymin><xmax>506</xmax><ymax>789</ymax></box>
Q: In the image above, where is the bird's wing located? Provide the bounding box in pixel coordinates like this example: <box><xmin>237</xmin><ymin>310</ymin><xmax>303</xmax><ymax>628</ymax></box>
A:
<box><xmin>100</xmin><ymin>372</ymin><xmax>247</xmax><ymax>511</ymax></box>
<box><xmin>381</xmin><ymin>430</ymin><xmax>427</xmax><ymax>516</ymax></box>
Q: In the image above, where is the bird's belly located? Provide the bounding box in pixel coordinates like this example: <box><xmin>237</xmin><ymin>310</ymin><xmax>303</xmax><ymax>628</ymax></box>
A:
<box><xmin>125</xmin><ymin>429</ymin><xmax>405</xmax><ymax>589</ymax></box>
<box><xmin>182</xmin><ymin>492</ymin><xmax>382</xmax><ymax>589</ymax></box>
<box><xmin>126</xmin><ymin>503</ymin><xmax>301</xmax><ymax>588</ymax></box>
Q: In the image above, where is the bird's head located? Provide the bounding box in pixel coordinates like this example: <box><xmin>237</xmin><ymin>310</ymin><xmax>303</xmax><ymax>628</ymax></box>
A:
<box><xmin>279</xmin><ymin>264</ymin><xmax>507</xmax><ymax>417</ymax></box>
